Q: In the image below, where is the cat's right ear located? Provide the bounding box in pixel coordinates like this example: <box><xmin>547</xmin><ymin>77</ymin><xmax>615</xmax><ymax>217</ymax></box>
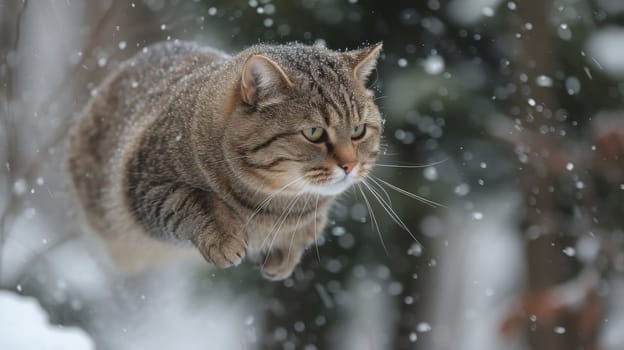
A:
<box><xmin>241</xmin><ymin>55</ymin><xmax>293</xmax><ymax>106</ymax></box>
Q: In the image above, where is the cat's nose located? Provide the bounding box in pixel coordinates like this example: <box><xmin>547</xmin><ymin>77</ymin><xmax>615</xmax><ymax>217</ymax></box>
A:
<box><xmin>339</xmin><ymin>162</ymin><xmax>358</xmax><ymax>175</ymax></box>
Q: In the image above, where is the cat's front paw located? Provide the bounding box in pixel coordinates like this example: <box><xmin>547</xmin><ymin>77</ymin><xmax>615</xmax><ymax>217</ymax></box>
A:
<box><xmin>196</xmin><ymin>232</ymin><xmax>247</xmax><ymax>268</ymax></box>
<box><xmin>259</xmin><ymin>248</ymin><xmax>302</xmax><ymax>281</ymax></box>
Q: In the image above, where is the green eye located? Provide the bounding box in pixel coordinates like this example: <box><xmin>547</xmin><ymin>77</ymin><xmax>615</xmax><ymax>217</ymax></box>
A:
<box><xmin>351</xmin><ymin>124</ymin><xmax>366</xmax><ymax>140</ymax></box>
<box><xmin>302</xmin><ymin>127</ymin><xmax>325</xmax><ymax>142</ymax></box>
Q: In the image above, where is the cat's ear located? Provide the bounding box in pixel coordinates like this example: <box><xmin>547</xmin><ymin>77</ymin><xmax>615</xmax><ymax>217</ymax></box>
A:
<box><xmin>345</xmin><ymin>42</ymin><xmax>383</xmax><ymax>85</ymax></box>
<box><xmin>241</xmin><ymin>54</ymin><xmax>293</xmax><ymax>105</ymax></box>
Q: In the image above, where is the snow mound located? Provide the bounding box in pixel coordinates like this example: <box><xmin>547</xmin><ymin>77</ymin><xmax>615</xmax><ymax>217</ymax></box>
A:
<box><xmin>0</xmin><ymin>291</ymin><xmax>94</xmax><ymax>350</ymax></box>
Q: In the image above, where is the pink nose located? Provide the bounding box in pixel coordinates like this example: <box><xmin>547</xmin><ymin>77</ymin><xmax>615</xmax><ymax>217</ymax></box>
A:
<box><xmin>340</xmin><ymin>162</ymin><xmax>357</xmax><ymax>174</ymax></box>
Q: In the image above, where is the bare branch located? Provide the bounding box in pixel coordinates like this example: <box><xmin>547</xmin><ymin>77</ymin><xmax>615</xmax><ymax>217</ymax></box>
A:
<box><xmin>0</xmin><ymin>0</ymin><xmax>29</xmax><ymax>284</ymax></box>
<box><xmin>0</xmin><ymin>0</ymin><xmax>121</xmax><ymax>284</ymax></box>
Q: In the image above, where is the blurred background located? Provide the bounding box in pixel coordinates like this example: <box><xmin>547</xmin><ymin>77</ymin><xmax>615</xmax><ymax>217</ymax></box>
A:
<box><xmin>1</xmin><ymin>0</ymin><xmax>624</xmax><ymax>349</ymax></box>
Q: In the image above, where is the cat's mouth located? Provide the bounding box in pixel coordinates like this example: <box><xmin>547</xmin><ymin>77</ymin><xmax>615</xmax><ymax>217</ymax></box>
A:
<box><xmin>304</xmin><ymin>166</ymin><xmax>360</xmax><ymax>196</ymax></box>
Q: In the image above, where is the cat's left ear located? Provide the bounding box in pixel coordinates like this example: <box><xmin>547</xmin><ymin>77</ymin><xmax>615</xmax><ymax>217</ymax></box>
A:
<box><xmin>345</xmin><ymin>42</ymin><xmax>383</xmax><ymax>85</ymax></box>
<box><xmin>241</xmin><ymin>54</ymin><xmax>293</xmax><ymax>106</ymax></box>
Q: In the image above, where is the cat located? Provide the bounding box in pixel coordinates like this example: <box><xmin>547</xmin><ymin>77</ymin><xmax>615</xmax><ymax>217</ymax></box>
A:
<box><xmin>67</xmin><ymin>40</ymin><xmax>382</xmax><ymax>280</ymax></box>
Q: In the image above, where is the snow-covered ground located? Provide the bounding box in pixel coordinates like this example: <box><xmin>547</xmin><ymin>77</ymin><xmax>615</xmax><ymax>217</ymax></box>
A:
<box><xmin>0</xmin><ymin>290</ymin><xmax>94</xmax><ymax>350</ymax></box>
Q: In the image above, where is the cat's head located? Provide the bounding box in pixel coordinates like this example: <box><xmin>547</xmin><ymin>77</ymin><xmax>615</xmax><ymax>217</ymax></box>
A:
<box><xmin>223</xmin><ymin>43</ymin><xmax>383</xmax><ymax>197</ymax></box>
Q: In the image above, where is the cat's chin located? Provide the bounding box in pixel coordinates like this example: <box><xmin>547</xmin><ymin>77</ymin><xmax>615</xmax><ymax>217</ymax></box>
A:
<box><xmin>303</xmin><ymin>175</ymin><xmax>356</xmax><ymax>196</ymax></box>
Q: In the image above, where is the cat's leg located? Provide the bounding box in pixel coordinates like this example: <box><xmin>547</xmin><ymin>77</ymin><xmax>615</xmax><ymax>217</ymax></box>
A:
<box><xmin>128</xmin><ymin>180</ymin><xmax>247</xmax><ymax>268</ymax></box>
<box><xmin>260</xmin><ymin>217</ymin><xmax>326</xmax><ymax>280</ymax></box>
<box><xmin>260</xmin><ymin>246</ymin><xmax>304</xmax><ymax>281</ymax></box>
<box><xmin>192</xmin><ymin>203</ymin><xmax>248</xmax><ymax>268</ymax></box>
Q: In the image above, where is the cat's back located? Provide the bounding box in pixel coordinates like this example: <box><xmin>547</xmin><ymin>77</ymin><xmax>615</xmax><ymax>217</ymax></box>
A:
<box><xmin>67</xmin><ymin>41</ymin><xmax>228</xmax><ymax>232</ymax></box>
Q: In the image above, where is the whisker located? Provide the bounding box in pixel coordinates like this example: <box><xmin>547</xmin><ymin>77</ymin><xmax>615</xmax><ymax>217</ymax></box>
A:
<box><xmin>261</xmin><ymin>191</ymin><xmax>303</xmax><ymax>266</ymax></box>
<box><xmin>362</xmin><ymin>180</ymin><xmax>420</xmax><ymax>244</ymax></box>
<box><xmin>374</xmin><ymin>158</ymin><xmax>448</xmax><ymax>169</ymax></box>
<box><xmin>378</xmin><ymin>152</ymin><xmax>399</xmax><ymax>157</ymax></box>
<box><xmin>357</xmin><ymin>184</ymin><xmax>388</xmax><ymax>255</ymax></box>
<box><xmin>366</xmin><ymin>176</ymin><xmax>393</xmax><ymax>207</ymax></box>
<box><xmin>313</xmin><ymin>194</ymin><xmax>321</xmax><ymax>263</ymax></box>
<box><xmin>374</xmin><ymin>95</ymin><xmax>387</xmax><ymax>101</ymax></box>
<box><xmin>287</xmin><ymin>197</ymin><xmax>310</xmax><ymax>263</ymax></box>
<box><xmin>262</xmin><ymin>193</ymin><xmax>303</xmax><ymax>268</ymax></box>
<box><xmin>372</xmin><ymin>176</ymin><xmax>445</xmax><ymax>208</ymax></box>
<box><xmin>259</xmin><ymin>193</ymin><xmax>299</xmax><ymax>252</ymax></box>
<box><xmin>242</xmin><ymin>176</ymin><xmax>305</xmax><ymax>234</ymax></box>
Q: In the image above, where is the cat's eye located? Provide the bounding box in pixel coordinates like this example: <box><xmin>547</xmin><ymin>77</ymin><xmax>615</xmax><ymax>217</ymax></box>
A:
<box><xmin>302</xmin><ymin>127</ymin><xmax>325</xmax><ymax>142</ymax></box>
<box><xmin>351</xmin><ymin>124</ymin><xmax>366</xmax><ymax>140</ymax></box>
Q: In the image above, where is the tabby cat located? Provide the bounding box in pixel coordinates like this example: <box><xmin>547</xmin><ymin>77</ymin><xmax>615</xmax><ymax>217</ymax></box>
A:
<box><xmin>67</xmin><ymin>40</ymin><xmax>382</xmax><ymax>280</ymax></box>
